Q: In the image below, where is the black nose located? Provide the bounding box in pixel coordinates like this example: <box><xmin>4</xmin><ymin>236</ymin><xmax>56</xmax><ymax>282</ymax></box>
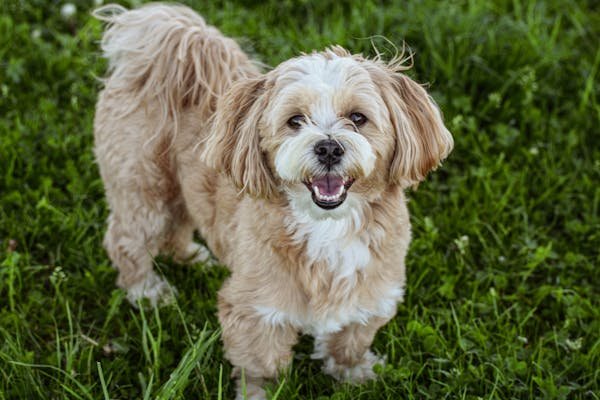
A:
<box><xmin>314</xmin><ymin>139</ymin><xmax>344</xmax><ymax>166</ymax></box>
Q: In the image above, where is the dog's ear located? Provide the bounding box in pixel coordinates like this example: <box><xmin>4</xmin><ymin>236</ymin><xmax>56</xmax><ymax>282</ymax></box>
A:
<box><xmin>202</xmin><ymin>77</ymin><xmax>277</xmax><ymax>198</ymax></box>
<box><xmin>367</xmin><ymin>61</ymin><xmax>453</xmax><ymax>187</ymax></box>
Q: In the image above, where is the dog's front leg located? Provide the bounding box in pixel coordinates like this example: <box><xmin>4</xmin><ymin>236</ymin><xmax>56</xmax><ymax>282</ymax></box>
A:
<box><xmin>218</xmin><ymin>290</ymin><xmax>298</xmax><ymax>400</ymax></box>
<box><xmin>312</xmin><ymin>316</ymin><xmax>389</xmax><ymax>383</ymax></box>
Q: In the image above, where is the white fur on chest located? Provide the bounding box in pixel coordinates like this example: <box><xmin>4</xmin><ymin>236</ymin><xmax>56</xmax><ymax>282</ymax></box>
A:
<box><xmin>288</xmin><ymin>200</ymin><xmax>371</xmax><ymax>279</ymax></box>
<box><xmin>253</xmin><ymin>197</ymin><xmax>404</xmax><ymax>334</ymax></box>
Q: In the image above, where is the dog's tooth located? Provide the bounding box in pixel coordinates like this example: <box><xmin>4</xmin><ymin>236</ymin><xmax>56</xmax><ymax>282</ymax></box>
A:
<box><xmin>314</xmin><ymin>186</ymin><xmax>320</xmax><ymax>197</ymax></box>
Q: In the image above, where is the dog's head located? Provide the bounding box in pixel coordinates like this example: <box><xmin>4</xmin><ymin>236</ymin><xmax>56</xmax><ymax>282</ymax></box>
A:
<box><xmin>202</xmin><ymin>46</ymin><xmax>453</xmax><ymax>218</ymax></box>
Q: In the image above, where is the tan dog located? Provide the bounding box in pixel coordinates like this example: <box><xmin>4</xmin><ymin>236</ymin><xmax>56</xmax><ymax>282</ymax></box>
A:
<box><xmin>93</xmin><ymin>3</ymin><xmax>453</xmax><ymax>399</ymax></box>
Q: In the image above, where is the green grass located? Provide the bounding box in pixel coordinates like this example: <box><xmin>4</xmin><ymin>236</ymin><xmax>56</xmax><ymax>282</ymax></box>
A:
<box><xmin>1</xmin><ymin>0</ymin><xmax>598</xmax><ymax>398</ymax></box>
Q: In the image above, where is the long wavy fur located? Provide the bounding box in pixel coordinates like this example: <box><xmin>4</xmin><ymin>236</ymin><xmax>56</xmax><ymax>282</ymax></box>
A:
<box><xmin>93</xmin><ymin>3</ymin><xmax>259</xmax><ymax>143</ymax></box>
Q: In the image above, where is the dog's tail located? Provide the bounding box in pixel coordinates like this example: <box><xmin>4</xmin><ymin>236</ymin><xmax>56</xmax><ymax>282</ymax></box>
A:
<box><xmin>93</xmin><ymin>3</ymin><xmax>259</xmax><ymax>139</ymax></box>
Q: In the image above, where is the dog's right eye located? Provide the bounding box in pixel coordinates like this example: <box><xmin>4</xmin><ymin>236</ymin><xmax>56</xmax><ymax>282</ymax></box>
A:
<box><xmin>287</xmin><ymin>115</ymin><xmax>305</xmax><ymax>129</ymax></box>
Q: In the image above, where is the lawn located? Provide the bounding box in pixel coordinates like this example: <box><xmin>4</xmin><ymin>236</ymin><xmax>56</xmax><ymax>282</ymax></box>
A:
<box><xmin>0</xmin><ymin>0</ymin><xmax>598</xmax><ymax>398</ymax></box>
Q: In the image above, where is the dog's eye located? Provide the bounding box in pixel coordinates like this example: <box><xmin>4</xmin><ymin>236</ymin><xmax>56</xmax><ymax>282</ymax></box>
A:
<box><xmin>287</xmin><ymin>115</ymin><xmax>306</xmax><ymax>129</ymax></box>
<box><xmin>349</xmin><ymin>112</ymin><xmax>368</xmax><ymax>127</ymax></box>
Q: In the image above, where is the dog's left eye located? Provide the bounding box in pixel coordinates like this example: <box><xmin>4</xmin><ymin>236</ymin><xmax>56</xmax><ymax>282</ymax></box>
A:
<box><xmin>349</xmin><ymin>112</ymin><xmax>368</xmax><ymax>127</ymax></box>
<box><xmin>287</xmin><ymin>115</ymin><xmax>306</xmax><ymax>129</ymax></box>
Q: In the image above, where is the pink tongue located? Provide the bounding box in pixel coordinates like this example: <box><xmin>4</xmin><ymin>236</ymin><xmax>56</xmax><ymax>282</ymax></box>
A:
<box><xmin>312</xmin><ymin>175</ymin><xmax>344</xmax><ymax>196</ymax></box>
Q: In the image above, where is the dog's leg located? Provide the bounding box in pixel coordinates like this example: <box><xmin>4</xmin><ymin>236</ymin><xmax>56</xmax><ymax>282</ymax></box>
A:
<box><xmin>163</xmin><ymin>214</ymin><xmax>211</xmax><ymax>264</ymax></box>
<box><xmin>218</xmin><ymin>292</ymin><xmax>298</xmax><ymax>400</ymax></box>
<box><xmin>312</xmin><ymin>317</ymin><xmax>389</xmax><ymax>383</ymax></box>
<box><xmin>104</xmin><ymin>210</ymin><xmax>174</xmax><ymax>306</ymax></box>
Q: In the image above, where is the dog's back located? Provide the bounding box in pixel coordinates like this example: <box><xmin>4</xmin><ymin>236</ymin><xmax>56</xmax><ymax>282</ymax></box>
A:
<box><xmin>93</xmin><ymin>3</ymin><xmax>258</xmax><ymax>304</ymax></box>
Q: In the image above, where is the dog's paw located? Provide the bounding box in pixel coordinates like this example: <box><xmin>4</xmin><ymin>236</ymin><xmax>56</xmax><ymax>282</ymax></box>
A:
<box><xmin>176</xmin><ymin>242</ymin><xmax>213</xmax><ymax>265</ymax></box>
<box><xmin>322</xmin><ymin>350</ymin><xmax>385</xmax><ymax>383</ymax></box>
<box><xmin>235</xmin><ymin>378</ymin><xmax>266</xmax><ymax>400</ymax></box>
<box><xmin>126</xmin><ymin>272</ymin><xmax>177</xmax><ymax>307</ymax></box>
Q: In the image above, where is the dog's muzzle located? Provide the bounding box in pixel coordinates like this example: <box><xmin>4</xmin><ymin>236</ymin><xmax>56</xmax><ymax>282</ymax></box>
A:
<box><xmin>302</xmin><ymin>139</ymin><xmax>355</xmax><ymax>209</ymax></box>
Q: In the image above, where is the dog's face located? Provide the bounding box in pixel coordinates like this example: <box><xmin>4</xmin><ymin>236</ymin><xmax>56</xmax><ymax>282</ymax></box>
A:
<box><xmin>203</xmin><ymin>47</ymin><xmax>453</xmax><ymax>218</ymax></box>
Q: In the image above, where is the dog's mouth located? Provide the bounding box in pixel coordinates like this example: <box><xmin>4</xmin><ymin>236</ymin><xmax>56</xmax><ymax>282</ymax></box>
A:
<box><xmin>303</xmin><ymin>174</ymin><xmax>355</xmax><ymax>210</ymax></box>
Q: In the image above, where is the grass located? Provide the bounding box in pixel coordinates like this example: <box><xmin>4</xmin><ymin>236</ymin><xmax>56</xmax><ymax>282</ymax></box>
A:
<box><xmin>0</xmin><ymin>0</ymin><xmax>598</xmax><ymax>398</ymax></box>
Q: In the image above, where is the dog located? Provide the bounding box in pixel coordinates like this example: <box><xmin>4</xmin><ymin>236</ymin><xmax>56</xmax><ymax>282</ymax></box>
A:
<box><xmin>93</xmin><ymin>3</ymin><xmax>453</xmax><ymax>399</ymax></box>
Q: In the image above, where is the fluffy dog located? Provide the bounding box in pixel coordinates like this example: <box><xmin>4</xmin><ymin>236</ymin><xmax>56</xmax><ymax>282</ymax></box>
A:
<box><xmin>93</xmin><ymin>3</ymin><xmax>453</xmax><ymax>399</ymax></box>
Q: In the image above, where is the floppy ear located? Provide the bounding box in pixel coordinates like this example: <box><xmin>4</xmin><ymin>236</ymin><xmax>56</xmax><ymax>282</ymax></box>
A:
<box><xmin>368</xmin><ymin>62</ymin><xmax>453</xmax><ymax>186</ymax></box>
<box><xmin>201</xmin><ymin>77</ymin><xmax>277</xmax><ymax>198</ymax></box>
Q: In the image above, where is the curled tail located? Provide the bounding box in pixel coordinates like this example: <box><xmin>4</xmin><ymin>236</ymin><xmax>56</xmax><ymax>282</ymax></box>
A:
<box><xmin>94</xmin><ymin>3</ymin><xmax>259</xmax><ymax>137</ymax></box>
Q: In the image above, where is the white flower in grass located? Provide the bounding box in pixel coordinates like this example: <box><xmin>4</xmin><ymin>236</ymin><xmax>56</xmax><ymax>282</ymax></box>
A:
<box><xmin>50</xmin><ymin>266</ymin><xmax>68</xmax><ymax>286</ymax></box>
<box><xmin>565</xmin><ymin>337</ymin><xmax>583</xmax><ymax>351</ymax></box>
<box><xmin>529</xmin><ymin>146</ymin><xmax>539</xmax><ymax>156</ymax></box>
<box><xmin>61</xmin><ymin>3</ymin><xmax>76</xmax><ymax>19</ymax></box>
<box><xmin>453</xmin><ymin>235</ymin><xmax>470</xmax><ymax>255</ymax></box>
<box><xmin>517</xmin><ymin>336</ymin><xmax>528</xmax><ymax>344</ymax></box>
